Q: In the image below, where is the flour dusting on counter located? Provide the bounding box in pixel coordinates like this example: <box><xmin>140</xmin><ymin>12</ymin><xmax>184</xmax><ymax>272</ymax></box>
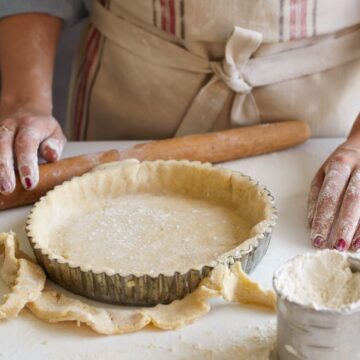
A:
<box><xmin>274</xmin><ymin>250</ymin><xmax>360</xmax><ymax>310</ymax></box>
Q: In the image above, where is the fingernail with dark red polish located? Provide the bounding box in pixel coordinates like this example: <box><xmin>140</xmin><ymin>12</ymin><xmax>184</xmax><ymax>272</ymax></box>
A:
<box><xmin>24</xmin><ymin>177</ymin><xmax>32</xmax><ymax>190</ymax></box>
<box><xmin>313</xmin><ymin>235</ymin><xmax>326</xmax><ymax>249</ymax></box>
<box><xmin>334</xmin><ymin>238</ymin><xmax>347</xmax><ymax>251</ymax></box>
<box><xmin>0</xmin><ymin>180</ymin><xmax>12</xmax><ymax>194</ymax></box>
<box><xmin>352</xmin><ymin>238</ymin><xmax>360</xmax><ymax>251</ymax></box>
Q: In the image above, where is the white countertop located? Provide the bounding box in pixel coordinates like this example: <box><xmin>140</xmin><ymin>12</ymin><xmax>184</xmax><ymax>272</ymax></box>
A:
<box><xmin>0</xmin><ymin>138</ymin><xmax>343</xmax><ymax>360</ymax></box>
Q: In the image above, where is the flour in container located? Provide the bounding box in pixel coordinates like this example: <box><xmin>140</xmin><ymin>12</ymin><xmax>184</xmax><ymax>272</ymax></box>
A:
<box><xmin>274</xmin><ymin>250</ymin><xmax>360</xmax><ymax>310</ymax></box>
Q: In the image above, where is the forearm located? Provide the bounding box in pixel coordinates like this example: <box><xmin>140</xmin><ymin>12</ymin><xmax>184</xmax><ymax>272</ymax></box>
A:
<box><xmin>0</xmin><ymin>13</ymin><xmax>62</xmax><ymax>117</ymax></box>
<box><xmin>0</xmin><ymin>14</ymin><xmax>65</xmax><ymax>194</ymax></box>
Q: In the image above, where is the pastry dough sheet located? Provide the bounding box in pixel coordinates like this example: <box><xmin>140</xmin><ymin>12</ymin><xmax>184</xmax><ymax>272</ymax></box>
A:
<box><xmin>0</xmin><ymin>233</ymin><xmax>276</xmax><ymax>335</ymax></box>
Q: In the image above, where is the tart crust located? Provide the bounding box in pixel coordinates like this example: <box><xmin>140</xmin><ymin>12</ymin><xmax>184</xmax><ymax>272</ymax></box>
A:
<box><xmin>26</xmin><ymin>160</ymin><xmax>276</xmax><ymax>305</ymax></box>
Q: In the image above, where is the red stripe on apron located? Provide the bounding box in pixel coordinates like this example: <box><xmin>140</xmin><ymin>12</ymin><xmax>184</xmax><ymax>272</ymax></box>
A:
<box><xmin>73</xmin><ymin>26</ymin><xmax>97</xmax><ymax>139</ymax></box>
<box><xmin>169</xmin><ymin>0</ymin><xmax>176</xmax><ymax>35</ymax></box>
<box><xmin>80</xmin><ymin>0</ymin><xmax>109</xmax><ymax>140</ymax></box>
<box><xmin>290</xmin><ymin>0</ymin><xmax>297</xmax><ymax>40</ymax></box>
<box><xmin>300</xmin><ymin>0</ymin><xmax>307</xmax><ymax>38</ymax></box>
<box><xmin>160</xmin><ymin>0</ymin><xmax>167</xmax><ymax>31</ymax></box>
<box><xmin>74</xmin><ymin>27</ymin><xmax>101</xmax><ymax>140</ymax></box>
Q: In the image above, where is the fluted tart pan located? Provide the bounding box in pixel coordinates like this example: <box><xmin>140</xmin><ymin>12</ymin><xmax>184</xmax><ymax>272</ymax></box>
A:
<box><xmin>26</xmin><ymin>160</ymin><xmax>277</xmax><ymax>306</ymax></box>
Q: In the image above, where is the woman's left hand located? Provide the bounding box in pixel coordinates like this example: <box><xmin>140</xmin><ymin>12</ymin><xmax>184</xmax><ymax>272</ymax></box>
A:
<box><xmin>308</xmin><ymin>121</ymin><xmax>360</xmax><ymax>251</ymax></box>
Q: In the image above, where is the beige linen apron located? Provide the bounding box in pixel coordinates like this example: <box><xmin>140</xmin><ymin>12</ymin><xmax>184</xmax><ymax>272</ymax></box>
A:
<box><xmin>66</xmin><ymin>0</ymin><xmax>360</xmax><ymax>140</ymax></box>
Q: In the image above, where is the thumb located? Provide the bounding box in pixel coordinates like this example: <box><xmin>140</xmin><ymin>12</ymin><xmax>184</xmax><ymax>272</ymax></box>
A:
<box><xmin>39</xmin><ymin>130</ymin><xmax>66</xmax><ymax>162</ymax></box>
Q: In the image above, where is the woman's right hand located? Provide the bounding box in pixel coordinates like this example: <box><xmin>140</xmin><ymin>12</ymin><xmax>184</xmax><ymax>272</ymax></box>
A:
<box><xmin>0</xmin><ymin>111</ymin><xmax>66</xmax><ymax>194</ymax></box>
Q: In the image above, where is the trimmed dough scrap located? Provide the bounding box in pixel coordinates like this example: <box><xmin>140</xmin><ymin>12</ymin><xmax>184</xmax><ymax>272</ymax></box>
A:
<box><xmin>27</xmin><ymin>288</ymin><xmax>151</xmax><ymax>335</ymax></box>
<box><xmin>206</xmin><ymin>262</ymin><xmax>277</xmax><ymax>309</ymax></box>
<box><xmin>0</xmin><ymin>232</ymin><xmax>46</xmax><ymax>320</ymax></box>
<box><xmin>0</xmin><ymin>232</ymin><xmax>276</xmax><ymax>335</ymax></box>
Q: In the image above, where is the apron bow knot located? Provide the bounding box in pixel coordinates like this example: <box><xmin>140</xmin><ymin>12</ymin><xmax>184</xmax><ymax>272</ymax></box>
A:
<box><xmin>210</xmin><ymin>61</ymin><xmax>252</xmax><ymax>93</ymax></box>
<box><xmin>209</xmin><ymin>26</ymin><xmax>262</xmax><ymax>93</ymax></box>
<box><xmin>176</xmin><ymin>27</ymin><xmax>263</xmax><ymax>135</ymax></box>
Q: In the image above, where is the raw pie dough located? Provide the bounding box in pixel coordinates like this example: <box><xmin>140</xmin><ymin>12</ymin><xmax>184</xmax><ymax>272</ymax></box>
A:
<box><xmin>27</xmin><ymin>160</ymin><xmax>274</xmax><ymax>276</ymax></box>
<box><xmin>0</xmin><ymin>233</ymin><xmax>45</xmax><ymax>319</ymax></box>
<box><xmin>0</xmin><ymin>232</ymin><xmax>276</xmax><ymax>335</ymax></box>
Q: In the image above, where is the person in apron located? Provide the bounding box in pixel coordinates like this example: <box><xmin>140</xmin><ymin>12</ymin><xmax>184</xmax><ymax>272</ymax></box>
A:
<box><xmin>0</xmin><ymin>0</ymin><xmax>359</xmax><ymax>251</ymax></box>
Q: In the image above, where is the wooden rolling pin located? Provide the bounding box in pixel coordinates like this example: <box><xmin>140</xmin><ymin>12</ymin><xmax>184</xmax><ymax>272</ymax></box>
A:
<box><xmin>0</xmin><ymin>120</ymin><xmax>310</xmax><ymax>210</ymax></box>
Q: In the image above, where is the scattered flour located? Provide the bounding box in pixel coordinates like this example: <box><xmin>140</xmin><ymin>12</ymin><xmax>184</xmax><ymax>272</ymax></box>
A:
<box><xmin>67</xmin><ymin>321</ymin><xmax>276</xmax><ymax>360</ymax></box>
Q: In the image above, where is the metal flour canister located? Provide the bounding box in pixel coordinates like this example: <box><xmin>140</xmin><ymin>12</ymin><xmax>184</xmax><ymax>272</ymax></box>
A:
<box><xmin>272</xmin><ymin>252</ymin><xmax>360</xmax><ymax>360</ymax></box>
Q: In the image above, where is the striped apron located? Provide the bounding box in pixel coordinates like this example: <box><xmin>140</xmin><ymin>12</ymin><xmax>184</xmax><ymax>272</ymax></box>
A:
<box><xmin>67</xmin><ymin>0</ymin><xmax>360</xmax><ymax>140</ymax></box>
